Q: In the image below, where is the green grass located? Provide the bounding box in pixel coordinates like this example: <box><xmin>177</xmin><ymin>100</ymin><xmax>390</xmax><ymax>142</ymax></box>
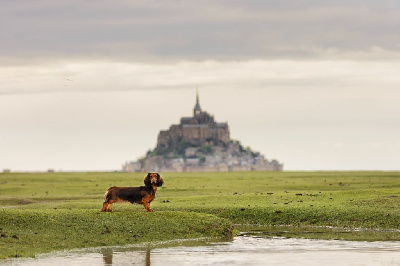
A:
<box><xmin>1</xmin><ymin>171</ymin><xmax>399</xmax><ymax>258</ymax></box>
<box><xmin>0</xmin><ymin>209</ymin><xmax>231</xmax><ymax>258</ymax></box>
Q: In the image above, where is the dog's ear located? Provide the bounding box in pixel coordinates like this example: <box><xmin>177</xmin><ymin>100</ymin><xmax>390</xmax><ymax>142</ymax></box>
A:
<box><xmin>144</xmin><ymin>173</ymin><xmax>151</xmax><ymax>187</ymax></box>
<box><xmin>156</xmin><ymin>174</ymin><xmax>164</xmax><ymax>187</ymax></box>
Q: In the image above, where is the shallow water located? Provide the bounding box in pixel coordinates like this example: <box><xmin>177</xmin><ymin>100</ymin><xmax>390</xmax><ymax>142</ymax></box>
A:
<box><xmin>6</xmin><ymin>226</ymin><xmax>400</xmax><ymax>266</ymax></box>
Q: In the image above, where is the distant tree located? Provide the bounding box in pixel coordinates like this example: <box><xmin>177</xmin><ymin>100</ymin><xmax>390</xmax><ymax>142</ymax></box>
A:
<box><xmin>238</xmin><ymin>143</ymin><xmax>244</xmax><ymax>152</ymax></box>
<box><xmin>176</xmin><ymin>140</ymin><xmax>190</xmax><ymax>155</ymax></box>
<box><xmin>199</xmin><ymin>145</ymin><xmax>213</xmax><ymax>154</ymax></box>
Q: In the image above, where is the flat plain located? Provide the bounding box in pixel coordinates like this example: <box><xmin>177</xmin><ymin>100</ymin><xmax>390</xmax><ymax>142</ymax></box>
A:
<box><xmin>0</xmin><ymin>171</ymin><xmax>399</xmax><ymax>258</ymax></box>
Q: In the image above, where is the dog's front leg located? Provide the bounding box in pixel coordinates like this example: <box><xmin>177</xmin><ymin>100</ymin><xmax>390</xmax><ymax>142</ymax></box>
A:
<box><xmin>143</xmin><ymin>202</ymin><xmax>153</xmax><ymax>212</ymax></box>
<box><xmin>142</xmin><ymin>195</ymin><xmax>154</xmax><ymax>212</ymax></box>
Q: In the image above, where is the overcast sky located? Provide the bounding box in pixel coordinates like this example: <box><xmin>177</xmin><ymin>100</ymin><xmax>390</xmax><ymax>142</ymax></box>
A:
<box><xmin>1</xmin><ymin>0</ymin><xmax>399</xmax><ymax>171</ymax></box>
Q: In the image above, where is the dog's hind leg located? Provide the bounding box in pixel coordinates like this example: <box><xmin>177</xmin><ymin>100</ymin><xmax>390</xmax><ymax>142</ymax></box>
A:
<box><xmin>101</xmin><ymin>189</ymin><xmax>114</xmax><ymax>212</ymax></box>
<box><xmin>101</xmin><ymin>202</ymin><xmax>112</xmax><ymax>212</ymax></box>
<box><xmin>106</xmin><ymin>203</ymin><xmax>113</xmax><ymax>212</ymax></box>
<box><xmin>101</xmin><ymin>202</ymin><xmax>107</xmax><ymax>212</ymax></box>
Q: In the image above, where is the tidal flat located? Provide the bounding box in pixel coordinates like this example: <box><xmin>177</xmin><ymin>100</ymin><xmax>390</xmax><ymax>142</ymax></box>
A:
<box><xmin>0</xmin><ymin>171</ymin><xmax>399</xmax><ymax>259</ymax></box>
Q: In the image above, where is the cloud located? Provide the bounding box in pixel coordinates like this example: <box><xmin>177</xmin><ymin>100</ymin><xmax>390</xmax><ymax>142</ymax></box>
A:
<box><xmin>1</xmin><ymin>0</ymin><xmax>399</xmax><ymax>64</ymax></box>
<box><xmin>334</xmin><ymin>142</ymin><xmax>344</xmax><ymax>148</ymax></box>
<box><xmin>1</xmin><ymin>59</ymin><xmax>399</xmax><ymax>97</ymax></box>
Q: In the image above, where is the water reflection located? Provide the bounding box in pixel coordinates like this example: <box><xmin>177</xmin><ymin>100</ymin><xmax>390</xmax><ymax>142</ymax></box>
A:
<box><xmin>236</xmin><ymin>225</ymin><xmax>400</xmax><ymax>242</ymax></box>
<box><xmin>100</xmin><ymin>247</ymin><xmax>152</xmax><ymax>265</ymax></box>
<box><xmin>94</xmin><ymin>236</ymin><xmax>400</xmax><ymax>266</ymax></box>
<box><xmin>101</xmin><ymin>248</ymin><xmax>113</xmax><ymax>265</ymax></box>
<box><xmin>7</xmin><ymin>226</ymin><xmax>400</xmax><ymax>266</ymax></box>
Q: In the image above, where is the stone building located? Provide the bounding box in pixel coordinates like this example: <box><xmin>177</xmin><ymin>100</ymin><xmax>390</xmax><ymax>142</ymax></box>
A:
<box><xmin>122</xmin><ymin>91</ymin><xmax>283</xmax><ymax>172</ymax></box>
<box><xmin>156</xmin><ymin>91</ymin><xmax>230</xmax><ymax>152</ymax></box>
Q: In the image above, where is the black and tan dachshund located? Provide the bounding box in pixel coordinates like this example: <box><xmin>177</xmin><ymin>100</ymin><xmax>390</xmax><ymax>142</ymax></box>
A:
<box><xmin>101</xmin><ymin>172</ymin><xmax>164</xmax><ymax>212</ymax></box>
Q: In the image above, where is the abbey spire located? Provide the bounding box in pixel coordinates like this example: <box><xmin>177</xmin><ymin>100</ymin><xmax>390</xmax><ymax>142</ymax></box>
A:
<box><xmin>193</xmin><ymin>88</ymin><xmax>202</xmax><ymax>116</ymax></box>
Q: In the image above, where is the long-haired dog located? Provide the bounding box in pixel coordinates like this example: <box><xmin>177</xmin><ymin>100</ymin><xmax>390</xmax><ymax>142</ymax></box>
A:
<box><xmin>101</xmin><ymin>172</ymin><xmax>164</xmax><ymax>212</ymax></box>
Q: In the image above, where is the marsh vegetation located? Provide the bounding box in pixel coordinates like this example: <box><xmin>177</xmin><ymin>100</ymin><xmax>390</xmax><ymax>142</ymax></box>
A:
<box><xmin>1</xmin><ymin>171</ymin><xmax>399</xmax><ymax>258</ymax></box>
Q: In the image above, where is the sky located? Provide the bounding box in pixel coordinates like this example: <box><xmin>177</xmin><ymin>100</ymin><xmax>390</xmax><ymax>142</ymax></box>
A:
<box><xmin>1</xmin><ymin>0</ymin><xmax>399</xmax><ymax>171</ymax></box>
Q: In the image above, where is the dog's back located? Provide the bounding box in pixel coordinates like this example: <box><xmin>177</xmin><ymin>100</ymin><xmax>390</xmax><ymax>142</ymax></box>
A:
<box><xmin>105</xmin><ymin>186</ymin><xmax>152</xmax><ymax>205</ymax></box>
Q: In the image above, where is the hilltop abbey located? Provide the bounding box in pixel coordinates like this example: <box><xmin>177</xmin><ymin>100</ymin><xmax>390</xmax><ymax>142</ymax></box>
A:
<box><xmin>157</xmin><ymin>92</ymin><xmax>230</xmax><ymax>151</ymax></box>
<box><xmin>122</xmin><ymin>92</ymin><xmax>283</xmax><ymax>172</ymax></box>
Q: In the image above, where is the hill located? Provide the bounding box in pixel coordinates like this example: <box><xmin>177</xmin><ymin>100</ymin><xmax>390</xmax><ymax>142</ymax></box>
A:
<box><xmin>122</xmin><ymin>91</ymin><xmax>283</xmax><ymax>172</ymax></box>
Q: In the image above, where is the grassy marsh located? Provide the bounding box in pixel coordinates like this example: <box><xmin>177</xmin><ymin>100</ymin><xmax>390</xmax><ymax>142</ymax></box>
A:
<box><xmin>0</xmin><ymin>171</ymin><xmax>399</xmax><ymax>258</ymax></box>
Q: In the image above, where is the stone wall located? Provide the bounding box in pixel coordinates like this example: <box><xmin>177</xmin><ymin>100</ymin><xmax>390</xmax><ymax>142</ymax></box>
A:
<box><xmin>156</xmin><ymin>111</ymin><xmax>230</xmax><ymax>150</ymax></box>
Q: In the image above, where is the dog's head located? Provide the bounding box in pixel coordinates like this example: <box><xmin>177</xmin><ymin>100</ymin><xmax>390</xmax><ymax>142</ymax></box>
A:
<box><xmin>144</xmin><ymin>172</ymin><xmax>164</xmax><ymax>188</ymax></box>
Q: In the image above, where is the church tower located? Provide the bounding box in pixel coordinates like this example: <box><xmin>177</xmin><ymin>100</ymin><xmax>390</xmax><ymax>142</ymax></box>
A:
<box><xmin>193</xmin><ymin>89</ymin><xmax>202</xmax><ymax>116</ymax></box>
